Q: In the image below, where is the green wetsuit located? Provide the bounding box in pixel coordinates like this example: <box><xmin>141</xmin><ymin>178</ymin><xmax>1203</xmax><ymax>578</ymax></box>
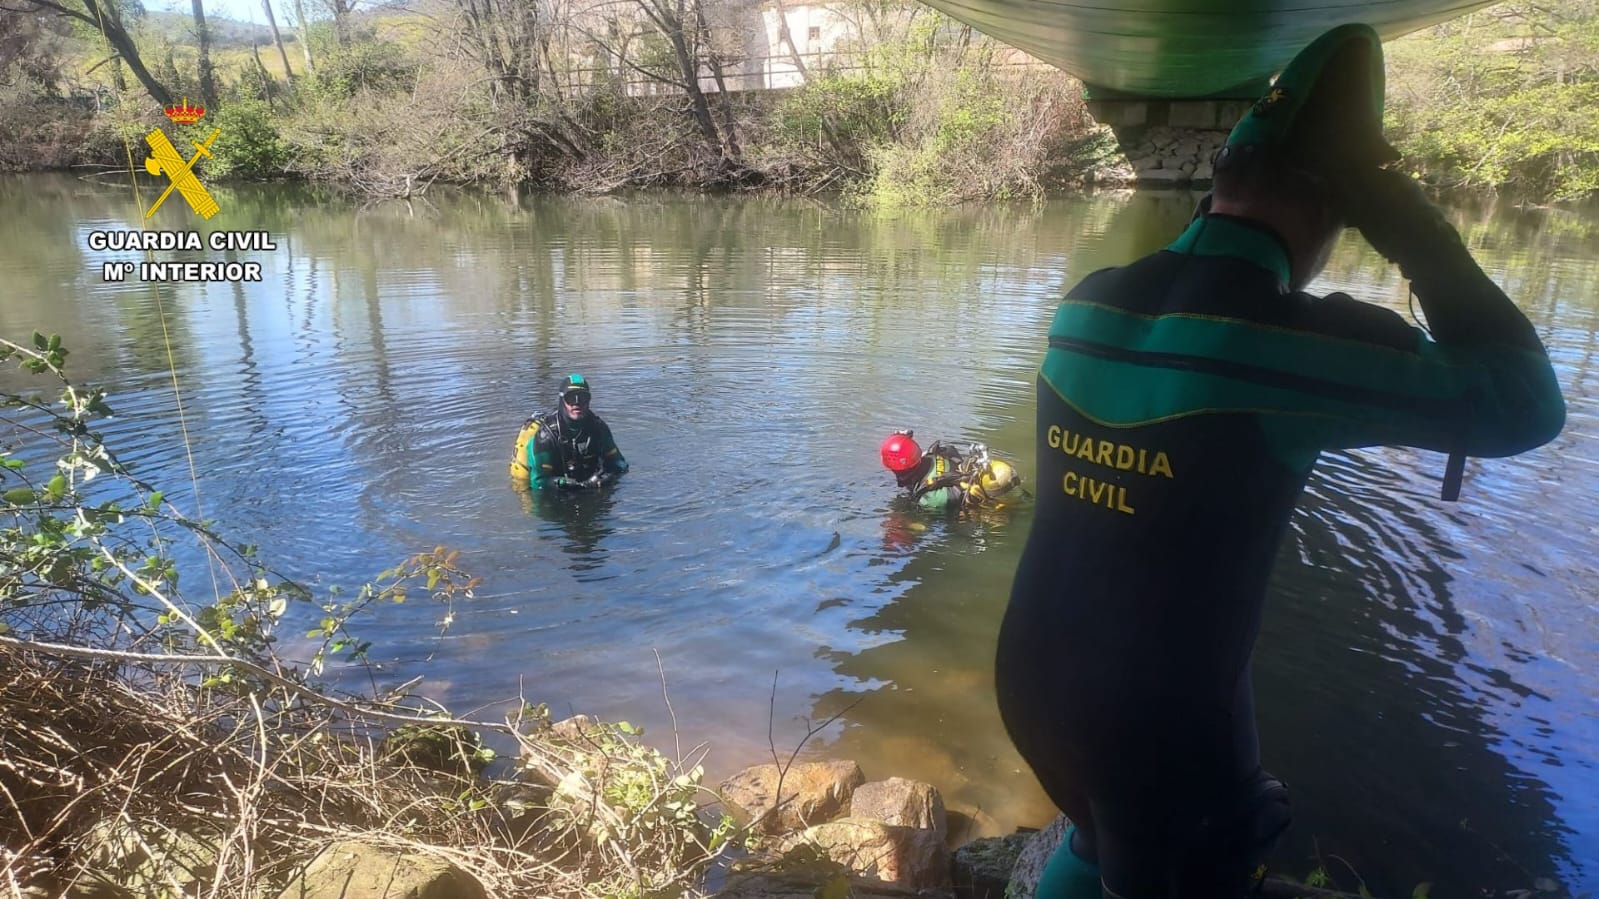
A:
<box><xmin>905</xmin><ymin>444</ymin><xmax>969</xmax><ymax>511</ymax></box>
<box><xmin>996</xmin><ymin>212</ymin><xmax>1564</xmax><ymax>895</ymax></box>
<box><xmin>525</xmin><ymin>408</ymin><xmax>628</xmax><ymax>490</ymax></box>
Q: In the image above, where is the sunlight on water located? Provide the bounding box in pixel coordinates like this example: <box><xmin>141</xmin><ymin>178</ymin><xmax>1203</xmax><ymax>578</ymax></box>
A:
<box><xmin>1</xmin><ymin>176</ymin><xmax>1596</xmax><ymax>894</ymax></box>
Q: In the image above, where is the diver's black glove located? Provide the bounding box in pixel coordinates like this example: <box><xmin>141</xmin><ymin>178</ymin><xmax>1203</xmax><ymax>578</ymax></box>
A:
<box><xmin>1338</xmin><ymin>167</ymin><xmax>1543</xmax><ymax>353</ymax></box>
<box><xmin>552</xmin><ymin>476</ymin><xmax>588</xmax><ymax>490</ymax></box>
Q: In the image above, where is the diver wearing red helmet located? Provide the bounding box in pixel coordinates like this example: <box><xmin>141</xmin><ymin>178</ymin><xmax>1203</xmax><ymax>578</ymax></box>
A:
<box><xmin>881</xmin><ymin>429</ymin><xmax>982</xmax><ymax>512</ymax></box>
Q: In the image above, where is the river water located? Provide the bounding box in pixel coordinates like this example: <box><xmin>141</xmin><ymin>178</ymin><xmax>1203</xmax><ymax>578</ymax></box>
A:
<box><xmin>1</xmin><ymin>173</ymin><xmax>1595</xmax><ymax>895</ymax></box>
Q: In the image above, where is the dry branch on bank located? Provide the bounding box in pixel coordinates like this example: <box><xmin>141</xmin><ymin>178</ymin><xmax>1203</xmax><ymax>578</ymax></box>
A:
<box><xmin>0</xmin><ymin>642</ymin><xmax>730</xmax><ymax>898</ymax></box>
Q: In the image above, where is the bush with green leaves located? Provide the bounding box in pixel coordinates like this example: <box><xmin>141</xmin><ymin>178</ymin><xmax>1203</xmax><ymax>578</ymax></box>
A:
<box><xmin>205</xmin><ymin>98</ymin><xmax>290</xmax><ymax>179</ymax></box>
<box><xmin>307</xmin><ymin>39</ymin><xmax>420</xmax><ymax>101</ymax></box>
<box><xmin>1385</xmin><ymin>3</ymin><xmax>1599</xmax><ymax>201</ymax></box>
<box><xmin>0</xmin><ymin>332</ymin><xmax>472</xmax><ymax>672</ymax></box>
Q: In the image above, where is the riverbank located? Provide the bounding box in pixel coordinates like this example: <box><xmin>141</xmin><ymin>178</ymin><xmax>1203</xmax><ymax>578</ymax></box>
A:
<box><xmin>2</xmin><ymin>643</ymin><xmax>1578</xmax><ymax>899</ymax></box>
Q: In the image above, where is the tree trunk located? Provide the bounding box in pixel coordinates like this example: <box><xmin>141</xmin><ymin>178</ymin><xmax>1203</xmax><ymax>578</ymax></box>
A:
<box><xmin>76</xmin><ymin>0</ymin><xmax>174</xmax><ymax>105</ymax></box>
<box><xmin>190</xmin><ymin>0</ymin><xmax>218</xmax><ymax>107</ymax></box>
<box><xmin>771</xmin><ymin>0</ymin><xmax>853</xmax><ymax>164</ymax></box>
<box><xmin>251</xmin><ymin>41</ymin><xmax>273</xmax><ymax>102</ymax></box>
<box><xmin>668</xmin><ymin>28</ymin><xmax>724</xmax><ymax>155</ymax></box>
<box><xmin>769</xmin><ymin>0</ymin><xmax>809</xmax><ymax>83</ymax></box>
<box><xmin>694</xmin><ymin>2</ymin><xmax>739</xmax><ymax>160</ymax></box>
<box><xmin>329</xmin><ymin>0</ymin><xmax>351</xmax><ymax>47</ymax></box>
<box><xmin>292</xmin><ymin>0</ymin><xmax>314</xmax><ymax>72</ymax></box>
<box><xmin>261</xmin><ymin>0</ymin><xmax>295</xmax><ymax>80</ymax></box>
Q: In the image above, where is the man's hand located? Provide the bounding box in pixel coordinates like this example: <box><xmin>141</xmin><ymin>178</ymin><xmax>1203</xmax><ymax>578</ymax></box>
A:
<box><xmin>1336</xmin><ymin>167</ymin><xmax>1463</xmax><ymax>278</ymax></box>
<box><xmin>1336</xmin><ymin>166</ymin><xmax>1544</xmax><ymax>353</ymax></box>
<box><xmin>553</xmin><ymin>476</ymin><xmax>591</xmax><ymax>490</ymax></box>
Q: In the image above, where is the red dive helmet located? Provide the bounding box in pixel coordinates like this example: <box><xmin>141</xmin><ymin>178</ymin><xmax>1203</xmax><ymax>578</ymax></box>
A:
<box><xmin>880</xmin><ymin>431</ymin><xmax>922</xmax><ymax>472</ymax></box>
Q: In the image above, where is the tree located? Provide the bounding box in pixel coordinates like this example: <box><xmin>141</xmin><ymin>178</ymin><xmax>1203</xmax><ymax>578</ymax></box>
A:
<box><xmin>583</xmin><ymin>0</ymin><xmax>743</xmax><ymax>165</ymax></box>
<box><xmin>0</xmin><ymin>8</ymin><xmax>73</xmax><ymax>93</ymax></box>
<box><xmin>190</xmin><ymin>0</ymin><xmax>217</xmax><ymax>106</ymax></box>
<box><xmin>5</xmin><ymin>0</ymin><xmax>174</xmax><ymax>105</ymax></box>
<box><xmin>322</xmin><ymin>0</ymin><xmax>352</xmax><ymax>46</ymax></box>
<box><xmin>1385</xmin><ymin>1</ymin><xmax>1599</xmax><ymax>199</ymax></box>
<box><xmin>262</xmin><ymin>0</ymin><xmax>295</xmax><ymax>80</ymax></box>
<box><xmin>292</xmin><ymin>0</ymin><xmax>314</xmax><ymax>72</ymax></box>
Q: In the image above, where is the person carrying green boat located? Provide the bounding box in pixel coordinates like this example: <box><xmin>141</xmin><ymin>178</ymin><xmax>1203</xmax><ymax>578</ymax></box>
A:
<box><xmin>995</xmin><ymin>24</ymin><xmax>1565</xmax><ymax>899</ymax></box>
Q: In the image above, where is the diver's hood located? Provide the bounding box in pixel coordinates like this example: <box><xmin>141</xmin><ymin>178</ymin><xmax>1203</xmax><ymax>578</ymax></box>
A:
<box><xmin>1223</xmin><ymin>23</ymin><xmax>1401</xmax><ymax>172</ymax></box>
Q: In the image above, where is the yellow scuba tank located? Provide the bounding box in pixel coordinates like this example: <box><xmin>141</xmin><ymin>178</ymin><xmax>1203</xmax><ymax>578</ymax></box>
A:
<box><xmin>509</xmin><ymin>419</ymin><xmax>540</xmax><ymax>480</ymax></box>
<box><xmin>962</xmin><ymin>456</ymin><xmax>1021</xmax><ymax>506</ymax></box>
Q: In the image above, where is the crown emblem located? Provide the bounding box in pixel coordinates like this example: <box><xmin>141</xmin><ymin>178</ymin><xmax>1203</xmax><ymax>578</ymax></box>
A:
<box><xmin>163</xmin><ymin>97</ymin><xmax>206</xmax><ymax>125</ymax></box>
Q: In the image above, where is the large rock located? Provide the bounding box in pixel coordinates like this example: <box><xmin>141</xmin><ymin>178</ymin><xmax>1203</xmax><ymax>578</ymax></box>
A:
<box><xmin>951</xmin><ymin>833</ymin><xmax>1032</xmax><ymax>899</ymax></box>
<box><xmin>275</xmin><ymin>840</ymin><xmax>486</xmax><ymax>899</ymax></box>
<box><xmin>850</xmin><ymin>778</ymin><xmax>947</xmax><ymax>840</ymax></box>
<box><xmin>1004</xmin><ymin>815</ymin><xmax>1071</xmax><ymax>899</ymax></box>
<box><xmin>549</xmin><ymin>714</ymin><xmax>602</xmax><ymax>743</ymax></box>
<box><xmin>785</xmin><ymin>818</ymin><xmax>951</xmax><ymax>890</ymax></box>
<box><xmin>720</xmin><ymin>760</ymin><xmax>865</xmax><ymax>833</ymax></box>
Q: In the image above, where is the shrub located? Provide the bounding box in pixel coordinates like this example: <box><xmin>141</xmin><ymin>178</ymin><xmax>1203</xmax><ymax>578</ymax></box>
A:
<box><xmin>206</xmin><ymin>97</ymin><xmax>289</xmax><ymax>179</ymax></box>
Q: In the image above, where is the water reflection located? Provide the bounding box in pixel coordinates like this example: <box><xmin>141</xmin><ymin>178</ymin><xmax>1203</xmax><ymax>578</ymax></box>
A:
<box><xmin>517</xmin><ymin>485</ymin><xmax>620</xmax><ymax>577</ymax></box>
<box><xmin>1</xmin><ymin>175</ymin><xmax>1595</xmax><ymax>894</ymax></box>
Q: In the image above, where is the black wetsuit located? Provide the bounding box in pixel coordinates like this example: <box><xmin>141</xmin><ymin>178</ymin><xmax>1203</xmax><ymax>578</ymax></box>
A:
<box><xmin>996</xmin><ymin>213</ymin><xmax>1564</xmax><ymax>895</ymax></box>
<box><xmin>524</xmin><ymin>408</ymin><xmax>628</xmax><ymax>489</ymax></box>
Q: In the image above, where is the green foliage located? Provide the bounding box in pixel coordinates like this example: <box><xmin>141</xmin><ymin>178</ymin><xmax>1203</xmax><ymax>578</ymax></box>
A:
<box><xmin>771</xmin><ymin>13</ymin><xmax>1091</xmax><ymax>206</ymax></box>
<box><xmin>307</xmin><ymin>39</ymin><xmax>418</xmax><ymax>101</ymax></box>
<box><xmin>1386</xmin><ymin>4</ymin><xmax>1599</xmax><ymax>201</ymax></box>
<box><xmin>206</xmin><ymin>98</ymin><xmax>289</xmax><ymax>179</ymax></box>
<box><xmin>774</xmin><ymin>69</ymin><xmax>902</xmax><ymax>157</ymax></box>
<box><xmin>537</xmin><ymin>715</ymin><xmax>735</xmax><ymax>898</ymax></box>
<box><xmin>0</xmin><ymin>334</ymin><xmax>293</xmax><ymax>660</ymax></box>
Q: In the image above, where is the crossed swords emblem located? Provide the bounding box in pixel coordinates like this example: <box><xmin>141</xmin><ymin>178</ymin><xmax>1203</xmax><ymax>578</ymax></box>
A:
<box><xmin>142</xmin><ymin>126</ymin><xmax>222</xmax><ymax>220</ymax></box>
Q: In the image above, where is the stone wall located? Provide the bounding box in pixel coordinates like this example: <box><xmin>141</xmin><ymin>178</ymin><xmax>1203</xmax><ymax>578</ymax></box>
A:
<box><xmin>1110</xmin><ymin>125</ymin><xmax>1229</xmax><ymax>188</ymax></box>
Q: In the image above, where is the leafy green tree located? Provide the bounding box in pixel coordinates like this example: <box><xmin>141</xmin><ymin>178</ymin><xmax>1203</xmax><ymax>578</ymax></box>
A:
<box><xmin>1386</xmin><ymin>2</ymin><xmax>1599</xmax><ymax>200</ymax></box>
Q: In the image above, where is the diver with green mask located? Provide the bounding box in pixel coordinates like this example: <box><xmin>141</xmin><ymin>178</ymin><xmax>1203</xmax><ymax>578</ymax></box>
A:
<box><xmin>996</xmin><ymin>23</ymin><xmax>1565</xmax><ymax>899</ymax></box>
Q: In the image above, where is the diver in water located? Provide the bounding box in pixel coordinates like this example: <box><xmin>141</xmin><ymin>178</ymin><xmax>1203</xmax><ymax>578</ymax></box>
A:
<box><xmin>510</xmin><ymin>374</ymin><xmax>629</xmax><ymax>491</ymax></box>
<box><xmin>995</xmin><ymin>24</ymin><xmax>1565</xmax><ymax>899</ymax></box>
<box><xmin>880</xmin><ymin>429</ymin><xmax>1021</xmax><ymax>512</ymax></box>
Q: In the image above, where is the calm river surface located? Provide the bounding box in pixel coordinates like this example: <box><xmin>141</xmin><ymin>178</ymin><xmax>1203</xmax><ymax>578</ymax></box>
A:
<box><xmin>2</xmin><ymin>173</ymin><xmax>1596</xmax><ymax>895</ymax></box>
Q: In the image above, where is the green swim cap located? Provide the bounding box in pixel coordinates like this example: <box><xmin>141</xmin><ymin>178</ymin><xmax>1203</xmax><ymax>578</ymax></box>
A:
<box><xmin>559</xmin><ymin>373</ymin><xmax>591</xmax><ymax>394</ymax></box>
<box><xmin>1223</xmin><ymin>23</ymin><xmax>1400</xmax><ymax>172</ymax></box>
